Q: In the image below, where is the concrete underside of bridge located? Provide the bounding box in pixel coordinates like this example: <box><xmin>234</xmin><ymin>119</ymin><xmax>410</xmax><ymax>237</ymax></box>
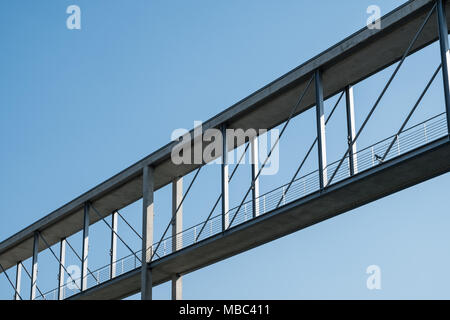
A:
<box><xmin>70</xmin><ymin>136</ymin><xmax>450</xmax><ymax>300</ymax></box>
<box><xmin>0</xmin><ymin>0</ymin><xmax>448</xmax><ymax>273</ymax></box>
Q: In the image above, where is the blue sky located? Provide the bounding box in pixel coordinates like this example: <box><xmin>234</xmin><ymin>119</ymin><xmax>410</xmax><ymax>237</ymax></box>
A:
<box><xmin>1</xmin><ymin>0</ymin><xmax>450</xmax><ymax>299</ymax></box>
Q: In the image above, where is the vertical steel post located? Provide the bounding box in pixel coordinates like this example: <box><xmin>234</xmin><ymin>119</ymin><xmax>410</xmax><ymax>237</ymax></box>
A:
<box><xmin>81</xmin><ymin>202</ymin><xmax>90</xmax><ymax>291</ymax></box>
<box><xmin>251</xmin><ymin>136</ymin><xmax>260</xmax><ymax>217</ymax></box>
<box><xmin>221</xmin><ymin>124</ymin><xmax>229</xmax><ymax>230</ymax></box>
<box><xmin>141</xmin><ymin>165</ymin><xmax>154</xmax><ymax>300</ymax></box>
<box><xmin>58</xmin><ymin>238</ymin><xmax>66</xmax><ymax>300</ymax></box>
<box><xmin>172</xmin><ymin>177</ymin><xmax>183</xmax><ymax>300</ymax></box>
<box><xmin>345</xmin><ymin>85</ymin><xmax>358</xmax><ymax>175</ymax></box>
<box><xmin>437</xmin><ymin>0</ymin><xmax>450</xmax><ymax>132</ymax></box>
<box><xmin>30</xmin><ymin>231</ymin><xmax>39</xmax><ymax>300</ymax></box>
<box><xmin>110</xmin><ymin>212</ymin><xmax>118</xmax><ymax>279</ymax></box>
<box><xmin>14</xmin><ymin>262</ymin><xmax>22</xmax><ymax>301</ymax></box>
<box><xmin>315</xmin><ymin>70</ymin><xmax>328</xmax><ymax>189</ymax></box>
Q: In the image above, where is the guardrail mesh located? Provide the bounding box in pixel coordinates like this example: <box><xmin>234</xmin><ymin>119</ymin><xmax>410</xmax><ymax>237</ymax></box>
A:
<box><xmin>35</xmin><ymin>112</ymin><xmax>448</xmax><ymax>300</ymax></box>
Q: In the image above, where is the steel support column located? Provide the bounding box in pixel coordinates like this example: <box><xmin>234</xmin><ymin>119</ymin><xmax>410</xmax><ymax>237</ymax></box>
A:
<box><xmin>345</xmin><ymin>85</ymin><xmax>358</xmax><ymax>175</ymax></box>
<box><xmin>251</xmin><ymin>136</ymin><xmax>260</xmax><ymax>217</ymax></box>
<box><xmin>437</xmin><ymin>0</ymin><xmax>450</xmax><ymax>132</ymax></box>
<box><xmin>221</xmin><ymin>124</ymin><xmax>229</xmax><ymax>230</ymax></box>
<box><xmin>110</xmin><ymin>212</ymin><xmax>118</xmax><ymax>279</ymax></box>
<box><xmin>58</xmin><ymin>238</ymin><xmax>66</xmax><ymax>300</ymax></box>
<box><xmin>141</xmin><ymin>165</ymin><xmax>154</xmax><ymax>300</ymax></box>
<box><xmin>14</xmin><ymin>262</ymin><xmax>22</xmax><ymax>301</ymax></box>
<box><xmin>30</xmin><ymin>231</ymin><xmax>39</xmax><ymax>300</ymax></box>
<box><xmin>315</xmin><ymin>70</ymin><xmax>328</xmax><ymax>189</ymax></box>
<box><xmin>81</xmin><ymin>202</ymin><xmax>90</xmax><ymax>291</ymax></box>
<box><xmin>171</xmin><ymin>177</ymin><xmax>183</xmax><ymax>300</ymax></box>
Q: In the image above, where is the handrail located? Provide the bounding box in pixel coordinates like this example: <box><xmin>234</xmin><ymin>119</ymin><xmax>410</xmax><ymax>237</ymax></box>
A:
<box><xmin>41</xmin><ymin>111</ymin><xmax>448</xmax><ymax>300</ymax></box>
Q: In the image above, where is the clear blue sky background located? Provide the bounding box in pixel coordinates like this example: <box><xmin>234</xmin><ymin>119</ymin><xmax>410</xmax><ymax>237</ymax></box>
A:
<box><xmin>1</xmin><ymin>0</ymin><xmax>450</xmax><ymax>299</ymax></box>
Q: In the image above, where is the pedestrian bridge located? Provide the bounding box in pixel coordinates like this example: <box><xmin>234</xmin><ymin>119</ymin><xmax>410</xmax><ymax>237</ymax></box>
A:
<box><xmin>1</xmin><ymin>0</ymin><xmax>450</xmax><ymax>300</ymax></box>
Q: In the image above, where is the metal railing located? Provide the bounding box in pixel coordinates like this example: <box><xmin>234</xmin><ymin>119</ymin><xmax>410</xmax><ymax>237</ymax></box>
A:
<box><xmin>35</xmin><ymin>112</ymin><xmax>448</xmax><ymax>300</ymax></box>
